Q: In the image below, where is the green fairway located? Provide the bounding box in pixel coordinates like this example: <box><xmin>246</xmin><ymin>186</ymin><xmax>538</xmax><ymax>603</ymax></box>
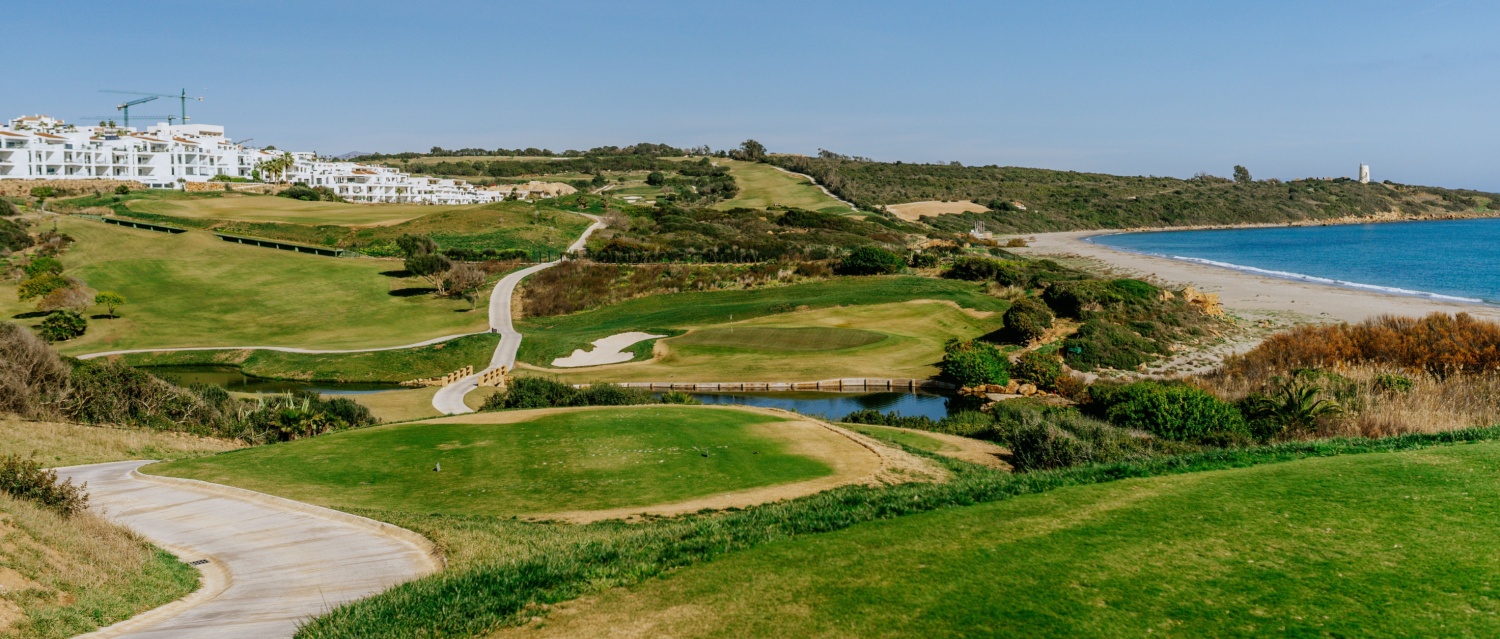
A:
<box><xmin>517</xmin><ymin>277</ymin><xmax>1006</xmax><ymax>381</ymax></box>
<box><xmin>671</xmin><ymin>326</ymin><xmax>886</xmax><ymax>352</ymax></box>
<box><xmin>127</xmin><ymin>192</ymin><xmax>449</xmax><ymax>225</ymax></box>
<box><xmin>0</xmin><ymin>218</ymin><xmax>487</xmax><ymax>354</ymax></box>
<box><xmin>146</xmin><ymin>406</ymin><xmax>835</xmax><ymax>517</ymax></box>
<box><xmin>713</xmin><ymin>159</ymin><xmax>854</xmax><ymax>214</ymax></box>
<box><xmin>119</xmin><ymin>333</ymin><xmax>501</xmax><ymax>382</ymax></box>
<box><xmin>502</xmin><ymin>441</ymin><xmax>1500</xmax><ymax>639</ymax></box>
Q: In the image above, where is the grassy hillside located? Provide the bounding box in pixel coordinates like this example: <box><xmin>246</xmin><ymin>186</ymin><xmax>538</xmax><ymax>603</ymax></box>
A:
<box><xmin>769</xmin><ymin>155</ymin><xmax>1500</xmax><ymax>232</ymax></box>
<box><xmin>0</xmin><ymin>218</ymin><xmax>487</xmax><ymax>354</ymax></box>
<box><xmin>148</xmin><ymin>407</ymin><xmax>832</xmax><ymax>517</ymax></box>
<box><xmin>713</xmin><ymin>159</ymin><xmax>853</xmax><ymax>214</ymax></box>
<box><xmin>495</xmin><ymin>439</ymin><xmax>1500</xmax><ymax>638</ymax></box>
<box><xmin>516</xmin><ymin>276</ymin><xmax>1007</xmax><ymax>380</ymax></box>
<box><xmin>77</xmin><ymin>192</ymin><xmax>595</xmax><ymax>257</ymax></box>
<box><xmin>119</xmin><ymin>333</ymin><xmax>501</xmax><ymax>383</ymax></box>
<box><xmin>0</xmin><ymin>417</ymin><xmax>241</xmax><ymax>466</ymax></box>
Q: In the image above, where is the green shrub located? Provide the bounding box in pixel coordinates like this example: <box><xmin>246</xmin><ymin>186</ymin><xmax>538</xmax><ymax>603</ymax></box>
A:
<box><xmin>278</xmin><ymin>183</ymin><xmax>322</xmax><ymax>201</ymax></box>
<box><xmin>29</xmin><ymin>186</ymin><xmax>56</xmax><ymax>199</ymax></box>
<box><xmin>0</xmin><ymin>198</ymin><xmax>18</xmax><ymax>217</ymax></box>
<box><xmin>1009</xmin><ymin>422</ymin><xmax>1089</xmax><ymax>471</ymax></box>
<box><xmin>481</xmin><ymin>377</ymin><xmax>697</xmax><ymax>410</ymax></box>
<box><xmin>907</xmin><ymin>251</ymin><xmax>940</xmax><ymax>268</ymax></box>
<box><xmin>0</xmin><ymin>218</ymin><xmax>28</xmax><ymax>253</ymax></box>
<box><xmin>38</xmin><ymin>311</ymin><xmax>87</xmax><ymax>342</ymax></box>
<box><xmin>17</xmin><ymin>273</ymin><xmax>69</xmax><ymax>301</ymax></box>
<box><xmin>1013</xmin><ymin>350</ymin><xmax>1065</xmax><ymax>390</ymax></box>
<box><xmin>1061</xmin><ymin>319</ymin><xmax>1162</xmax><ymax>371</ymax></box>
<box><xmin>943</xmin><ymin>256</ymin><xmax>1003</xmax><ymax>281</ymax></box>
<box><xmin>1091</xmin><ymin>380</ymin><xmax>1248</xmax><ymax>442</ymax></box>
<box><xmin>114</xmin><ymin>184</ymin><xmax>131</xmax><ymax>195</ymax></box>
<box><xmin>1376</xmin><ymin>373</ymin><xmax>1414</xmax><ymax>394</ymax></box>
<box><xmin>1042</xmin><ymin>278</ymin><xmax>1160</xmax><ymax>319</ymax></box>
<box><xmin>23</xmin><ymin>256</ymin><xmax>63</xmax><ymax>278</ymax></box>
<box><xmin>0</xmin><ymin>455</ymin><xmax>87</xmax><ymax>516</ymax></box>
<box><xmin>1000</xmin><ymin>297</ymin><xmax>1054</xmax><ymax>344</ymax></box>
<box><xmin>836</xmin><ymin>247</ymin><xmax>903</xmax><ymax>275</ymax></box>
<box><xmin>940</xmin><ymin>340</ymin><xmax>1010</xmax><ymax>387</ymax></box>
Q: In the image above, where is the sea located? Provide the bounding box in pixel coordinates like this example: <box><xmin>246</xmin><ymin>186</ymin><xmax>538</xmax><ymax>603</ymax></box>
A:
<box><xmin>1088</xmin><ymin>219</ymin><xmax>1500</xmax><ymax>306</ymax></box>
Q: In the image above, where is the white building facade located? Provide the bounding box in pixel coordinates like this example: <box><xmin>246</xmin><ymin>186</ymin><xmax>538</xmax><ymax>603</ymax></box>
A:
<box><xmin>0</xmin><ymin>114</ymin><xmax>503</xmax><ymax>204</ymax></box>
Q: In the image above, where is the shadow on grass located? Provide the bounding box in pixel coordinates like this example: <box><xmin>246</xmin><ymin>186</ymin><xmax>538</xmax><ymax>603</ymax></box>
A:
<box><xmin>11</xmin><ymin>311</ymin><xmax>49</xmax><ymax>319</ymax></box>
<box><xmin>380</xmin><ymin>269</ymin><xmax>412</xmax><ymax>278</ymax></box>
<box><xmin>389</xmin><ymin>287</ymin><xmax>437</xmax><ymax>298</ymax></box>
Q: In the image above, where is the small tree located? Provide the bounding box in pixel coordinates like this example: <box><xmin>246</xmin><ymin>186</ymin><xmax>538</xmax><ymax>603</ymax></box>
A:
<box><xmin>1233</xmin><ymin>165</ymin><xmax>1252</xmax><ymax>184</ymax></box>
<box><xmin>95</xmin><ymin>291</ymin><xmax>126</xmax><ymax>318</ymax></box>
<box><xmin>23</xmin><ymin>256</ymin><xmax>63</xmax><ymax>278</ymax></box>
<box><xmin>1000</xmin><ymin>297</ymin><xmax>1054</xmax><ymax>344</ymax></box>
<box><xmin>645</xmin><ymin>171</ymin><xmax>665</xmax><ymax>186</ymax></box>
<box><xmin>733</xmin><ymin>139</ymin><xmax>767</xmax><ymax>162</ymax></box>
<box><xmin>395</xmin><ymin>234</ymin><xmax>437</xmax><ymax>258</ymax></box>
<box><xmin>443</xmin><ymin>263</ymin><xmax>487</xmax><ymax>309</ymax></box>
<box><xmin>113</xmin><ymin>184</ymin><xmax>131</xmax><ymax>195</ymax></box>
<box><xmin>404</xmin><ymin>254</ymin><xmax>453</xmax><ymax>292</ymax></box>
<box><xmin>37</xmin><ymin>284</ymin><xmax>94</xmax><ymax>313</ymax></box>
<box><xmin>38</xmin><ymin>311</ymin><xmax>87</xmax><ymax>342</ymax></box>
<box><xmin>18</xmin><ymin>273</ymin><xmax>70</xmax><ymax>301</ymax></box>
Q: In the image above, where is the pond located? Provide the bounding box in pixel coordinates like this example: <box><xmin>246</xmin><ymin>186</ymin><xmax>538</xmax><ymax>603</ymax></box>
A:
<box><xmin>685</xmin><ymin>390</ymin><xmax>971</xmax><ymax>422</ymax></box>
<box><xmin>137</xmin><ymin>366</ymin><xmax>403</xmax><ymax>395</ymax></box>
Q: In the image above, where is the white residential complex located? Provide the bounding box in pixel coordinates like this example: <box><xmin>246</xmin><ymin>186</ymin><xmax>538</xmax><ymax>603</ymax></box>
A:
<box><xmin>0</xmin><ymin>115</ymin><xmax>503</xmax><ymax>205</ymax></box>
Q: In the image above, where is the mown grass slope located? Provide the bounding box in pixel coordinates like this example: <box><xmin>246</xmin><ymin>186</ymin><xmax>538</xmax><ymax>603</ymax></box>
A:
<box><xmin>500</xmin><ymin>440</ymin><xmax>1500</xmax><ymax>639</ymax></box>
<box><xmin>127</xmin><ymin>192</ymin><xmax>441</xmax><ymax>225</ymax></box>
<box><xmin>516</xmin><ymin>277</ymin><xmax>1007</xmax><ymax>381</ymax></box>
<box><xmin>0</xmin><ymin>218</ymin><xmax>487</xmax><ymax>354</ymax></box>
<box><xmin>119</xmin><ymin>333</ymin><xmax>502</xmax><ymax>383</ymax></box>
<box><xmin>148</xmin><ymin>406</ymin><xmax>832</xmax><ymax>517</ymax></box>
<box><xmin>713</xmin><ymin>159</ymin><xmax>853</xmax><ymax>214</ymax></box>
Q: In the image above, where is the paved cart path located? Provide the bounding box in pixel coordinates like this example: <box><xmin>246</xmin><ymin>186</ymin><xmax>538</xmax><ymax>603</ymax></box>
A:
<box><xmin>61</xmin><ymin>461</ymin><xmax>439</xmax><ymax>639</ymax></box>
<box><xmin>431</xmin><ymin>213</ymin><xmax>604</xmax><ymax>415</ymax></box>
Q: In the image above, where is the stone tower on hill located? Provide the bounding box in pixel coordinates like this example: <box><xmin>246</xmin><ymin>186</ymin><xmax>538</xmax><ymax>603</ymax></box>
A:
<box><xmin>1359</xmin><ymin>163</ymin><xmax>1370</xmax><ymax>184</ymax></box>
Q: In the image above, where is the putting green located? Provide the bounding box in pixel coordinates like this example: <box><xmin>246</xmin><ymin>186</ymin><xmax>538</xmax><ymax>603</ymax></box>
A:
<box><xmin>145</xmin><ymin>406</ymin><xmax>837</xmax><ymax>517</ymax></box>
<box><xmin>671</xmin><ymin>327</ymin><xmax>886</xmax><ymax>352</ymax></box>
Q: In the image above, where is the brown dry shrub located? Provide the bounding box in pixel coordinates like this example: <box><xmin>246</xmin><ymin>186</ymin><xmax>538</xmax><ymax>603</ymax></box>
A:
<box><xmin>1226</xmin><ymin>313</ymin><xmax>1500</xmax><ymax>378</ymax></box>
<box><xmin>0</xmin><ymin>322</ymin><xmax>69</xmax><ymax>419</ymax></box>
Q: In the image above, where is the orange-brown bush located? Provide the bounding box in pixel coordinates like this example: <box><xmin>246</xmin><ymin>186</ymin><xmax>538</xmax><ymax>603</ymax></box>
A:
<box><xmin>1225</xmin><ymin>313</ymin><xmax>1500</xmax><ymax>378</ymax></box>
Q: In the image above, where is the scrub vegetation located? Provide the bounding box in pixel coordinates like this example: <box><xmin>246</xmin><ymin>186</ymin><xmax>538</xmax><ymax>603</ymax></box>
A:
<box><xmin>768</xmin><ymin>153</ymin><xmax>1500</xmax><ymax>232</ymax></box>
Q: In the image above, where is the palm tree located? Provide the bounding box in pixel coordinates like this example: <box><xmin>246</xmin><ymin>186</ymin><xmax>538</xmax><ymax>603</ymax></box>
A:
<box><xmin>1244</xmin><ymin>379</ymin><xmax>1343</xmax><ymax>435</ymax></box>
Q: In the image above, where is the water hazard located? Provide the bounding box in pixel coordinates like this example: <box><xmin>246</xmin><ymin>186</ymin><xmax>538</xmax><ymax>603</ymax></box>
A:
<box><xmin>686</xmin><ymin>390</ymin><xmax>971</xmax><ymax>421</ymax></box>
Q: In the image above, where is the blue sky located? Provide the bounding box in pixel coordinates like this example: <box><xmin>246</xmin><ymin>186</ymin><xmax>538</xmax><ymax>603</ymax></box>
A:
<box><xmin>8</xmin><ymin>1</ymin><xmax>1498</xmax><ymax>189</ymax></box>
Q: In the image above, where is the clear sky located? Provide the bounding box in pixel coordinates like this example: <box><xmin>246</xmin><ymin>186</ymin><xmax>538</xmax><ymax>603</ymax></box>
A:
<box><xmin>8</xmin><ymin>0</ymin><xmax>1498</xmax><ymax>189</ymax></box>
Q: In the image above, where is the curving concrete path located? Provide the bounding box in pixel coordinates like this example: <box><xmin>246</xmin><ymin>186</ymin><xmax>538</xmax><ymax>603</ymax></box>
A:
<box><xmin>431</xmin><ymin>214</ymin><xmax>604</xmax><ymax>415</ymax></box>
<box><xmin>61</xmin><ymin>461</ymin><xmax>440</xmax><ymax>639</ymax></box>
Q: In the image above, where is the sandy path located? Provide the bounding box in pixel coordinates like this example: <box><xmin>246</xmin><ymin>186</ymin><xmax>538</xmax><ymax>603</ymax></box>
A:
<box><xmin>417</xmin><ymin>405</ymin><xmax>945</xmax><ymax>523</ymax></box>
<box><xmin>432</xmin><ymin>214</ymin><xmax>606</xmax><ymax>414</ymax></box>
<box><xmin>60</xmin><ymin>461</ymin><xmax>439</xmax><ymax>639</ymax></box>
<box><xmin>1013</xmin><ymin>230</ymin><xmax>1500</xmax><ymax>325</ymax></box>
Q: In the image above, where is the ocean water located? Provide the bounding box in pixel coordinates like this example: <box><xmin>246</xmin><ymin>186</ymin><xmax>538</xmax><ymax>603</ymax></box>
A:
<box><xmin>1089</xmin><ymin>219</ymin><xmax>1500</xmax><ymax>305</ymax></box>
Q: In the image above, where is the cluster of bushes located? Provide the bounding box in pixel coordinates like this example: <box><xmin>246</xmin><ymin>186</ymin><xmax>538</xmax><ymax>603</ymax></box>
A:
<box><xmin>0</xmin><ymin>323</ymin><xmax>376</xmax><ymax>443</ymax></box>
<box><xmin>589</xmin><ymin>204</ymin><xmax>912</xmax><ymax>265</ymax></box>
<box><xmin>442</xmin><ymin>247</ymin><xmax>529</xmax><ymax>262</ymax></box>
<box><xmin>836</xmin><ymin>246</ymin><xmax>904</xmax><ymax>275</ymax></box>
<box><xmin>0</xmin><ymin>455</ymin><xmax>88</xmax><ymax>516</ymax></box>
<box><xmin>278</xmin><ymin>183</ymin><xmax>344</xmax><ymax>203</ymax></box>
<box><xmin>999</xmin><ymin>297</ymin><xmax>1053</xmax><ymax>344</ymax></box>
<box><xmin>522</xmin><ymin>259</ymin><xmax>812</xmax><ymax>318</ymax></box>
<box><xmin>0</xmin><ymin>217</ymin><xmax>30</xmax><ymax>252</ymax></box>
<box><xmin>654</xmin><ymin>158</ymin><xmax>739</xmax><ymax>204</ymax></box>
<box><xmin>480</xmin><ymin>377</ymin><xmax>697</xmax><ymax>410</ymax></box>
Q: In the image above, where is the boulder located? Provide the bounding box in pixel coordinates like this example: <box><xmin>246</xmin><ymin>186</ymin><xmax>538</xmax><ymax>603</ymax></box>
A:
<box><xmin>1019</xmin><ymin>383</ymin><xmax>1037</xmax><ymax>396</ymax></box>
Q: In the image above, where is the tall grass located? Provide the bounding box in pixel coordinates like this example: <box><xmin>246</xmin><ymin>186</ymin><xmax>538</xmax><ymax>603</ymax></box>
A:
<box><xmin>295</xmin><ymin>425</ymin><xmax>1500</xmax><ymax>638</ymax></box>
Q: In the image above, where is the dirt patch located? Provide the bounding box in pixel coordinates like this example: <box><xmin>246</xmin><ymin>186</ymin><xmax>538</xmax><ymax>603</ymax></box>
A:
<box><xmin>421</xmin><ymin>405</ymin><xmax>946</xmax><ymax>523</ymax></box>
<box><xmin>906</xmin><ymin>429</ymin><xmax>1012</xmax><ymax>470</ymax></box>
<box><xmin>886</xmin><ymin>200</ymin><xmax>988</xmax><ymax>222</ymax></box>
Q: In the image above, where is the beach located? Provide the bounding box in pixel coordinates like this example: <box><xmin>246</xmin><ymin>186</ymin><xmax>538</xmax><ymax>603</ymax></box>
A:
<box><xmin>1012</xmin><ymin>230</ymin><xmax>1500</xmax><ymax>325</ymax></box>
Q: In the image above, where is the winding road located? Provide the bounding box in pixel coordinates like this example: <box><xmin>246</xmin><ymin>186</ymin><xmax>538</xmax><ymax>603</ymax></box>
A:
<box><xmin>432</xmin><ymin>213</ymin><xmax>604</xmax><ymax>414</ymax></box>
<box><xmin>60</xmin><ymin>461</ymin><xmax>439</xmax><ymax>639</ymax></box>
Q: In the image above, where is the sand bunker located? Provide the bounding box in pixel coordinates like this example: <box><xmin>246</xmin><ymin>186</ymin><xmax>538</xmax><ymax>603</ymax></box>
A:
<box><xmin>551</xmin><ymin>332</ymin><xmax>665</xmax><ymax>367</ymax></box>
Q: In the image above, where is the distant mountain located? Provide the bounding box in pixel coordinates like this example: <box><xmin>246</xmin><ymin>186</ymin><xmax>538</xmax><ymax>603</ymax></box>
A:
<box><xmin>335</xmin><ymin>151</ymin><xmax>372</xmax><ymax>160</ymax></box>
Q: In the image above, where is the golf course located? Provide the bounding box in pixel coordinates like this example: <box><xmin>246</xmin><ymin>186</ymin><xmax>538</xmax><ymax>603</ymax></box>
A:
<box><xmin>493</xmin><ymin>439</ymin><xmax>1500</xmax><ymax>639</ymax></box>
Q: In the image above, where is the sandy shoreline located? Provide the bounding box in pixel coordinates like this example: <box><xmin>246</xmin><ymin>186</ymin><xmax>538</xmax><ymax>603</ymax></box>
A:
<box><xmin>1010</xmin><ymin>229</ymin><xmax>1500</xmax><ymax>325</ymax></box>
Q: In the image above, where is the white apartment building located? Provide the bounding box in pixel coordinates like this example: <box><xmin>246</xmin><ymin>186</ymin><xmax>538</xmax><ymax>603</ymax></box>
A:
<box><xmin>0</xmin><ymin>114</ymin><xmax>505</xmax><ymax>205</ymax></box>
